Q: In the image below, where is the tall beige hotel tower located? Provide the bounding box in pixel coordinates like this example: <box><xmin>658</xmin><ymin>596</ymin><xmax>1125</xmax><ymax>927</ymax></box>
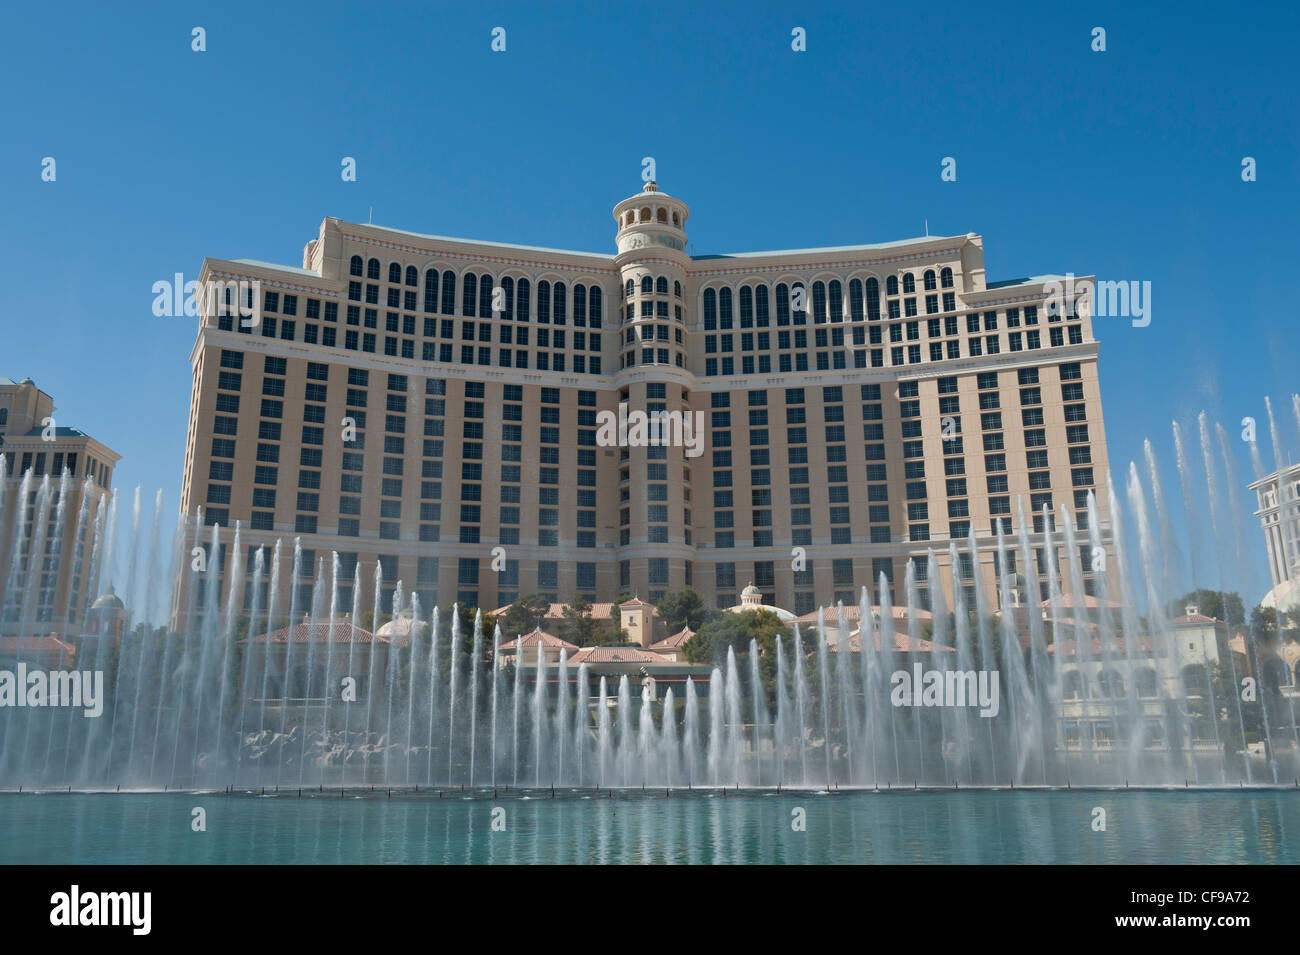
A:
<box><xmin>177</xmin><ymin>181</ymin><xmax>1110</xmax><ymax>624</ymax></box>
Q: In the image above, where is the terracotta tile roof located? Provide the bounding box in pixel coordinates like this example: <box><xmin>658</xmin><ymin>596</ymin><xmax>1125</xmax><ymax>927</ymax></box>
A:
<box><xmin>499</xmin><ymin>627</ymin><xmax>579</xmax><ymax>652</ymax></box>
<box><xmin>651</xmin><ymin>627</ymin><xmax>695</xmax><ymax>650</ymax></box>
<box><xmin>568</xmin><ymin>646</ymin><xmax>663</xmax><ymax>665</ymax></box>
<box><xmin>491</xmin><ymin>602</ymin><xmax>620</xmax><ymax>620</ymax></box>
<box><xmin>835</xmin><ymin>629</ymin><xmax>953</xmax><ymax>653</ymax></box>
<box><xmin>0</xmin><ymin>634</ymin><xmax>79</xmax><ymax>658</ymax></box>
<box><xmin>795</xmin><ymin>604</ymin><xmax>933</xmax><ymax>624</ymax></box>
<box><xmin>241</xmin><ymin>620</ymin><xmax>380</xmax><ymax>645</ymax></box>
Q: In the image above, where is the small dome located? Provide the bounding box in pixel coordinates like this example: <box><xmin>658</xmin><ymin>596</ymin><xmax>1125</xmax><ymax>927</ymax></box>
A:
<box><xmin>377</xmin><ymin>612</ymin><xmax>429</xmax><ymax>639</ymax></box>
<box><xmin>642</xmin><ymin>180</ymin><xmax>659</xmax><ymax>193</ymax></box>
<box><xmin>91</xmin><ymin>584</ymin><xmax>124</xmax><ymax>610</ymax></box>
<box><xmin>741</xmin><ymin>583</ymin><xmax>761</xmax><ymax>597</ymax></box>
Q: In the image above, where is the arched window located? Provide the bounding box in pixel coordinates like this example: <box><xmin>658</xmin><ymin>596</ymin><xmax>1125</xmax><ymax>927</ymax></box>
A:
<box><xmin>886</xmin><ymin>275</ymin><xmax>899</xmax><ymax>296</ymax></box>
<box><xmin>775</xmin><ymin>283</ymin><xmax>790</xmax><ymax>325</ymax></box>
<box><xmin>639</xmin><ymin>206</ymin><xmax>651</xmax><ymax>222</ymax></box>
<box><xmin>940</xmin><ymin>267</ymin><xmax>954</xmax><ymax>288</ymax></box>
<box><xmin>811</xmin><ymin>281</ymin><xmax>827</xmax><ymax>324</ymax></box>
<box><xmin>1135</xmin><ymin>668</ymin><xmax>1159</xmax><ymax>698</ymax></box>
<box><xmin>388</xmin><ymin>262</ymin><xmax>402</xmax><ymax>284</ymax></box>
<box><xmin>754</xmin><ymin>284</ymin><xmax>769</xmax><ymax>326</ymax></box>
<box><xmin>624</xmin><ymin>212</ymin><xmax>634</xmax><ymax>227</ymax></box>
<box><xmin>440</xmin><ymin>270</ymin><xmax>457</xmax><ymax>315</ymax></box>
<box><xmin>589</xmin><ymin>286</ymin><xmax>602</xmax><ymax>327</ymax></box>
<box><xmin>625</xmin><ymin>278</ymin><xmax>635</xmax><ymax>298</ymax></box>
<box><xmin>405</xmin><ymin>266</ymin><xmax>418</xmax><ymax>287</ymax></box>
<box><xmin>828</xmin><ymin>279</ymin><xmax>843</xmax><ymax>323</ymax></box>
<box><xmin>656</xmin><ymin>276</ymin><xmax>668</xmax><ymax>295</ymax></box>
<box><xmin>424</xmin><ymin>269</ymin><xmax>439</xmax><ymax>313</ymax></box>
<box><xmin>367</xmin><ymin>258</ymin><xmax>380</xmax><ymax>280</ymax></box>
<box><xmin>674</xmin><ymin>280</ymin><xmax>682</xmax><ymax>298</ymax></box>
<box><xmin>553</xmin><ymin>282</ymin><xmax>566</xmax><ymax>325</ymax></box>
<box><xmin>656</xmin><ymin>208</ymin><xmax>667</xmax><ymax>223</ymax></box>
<box><xmin>792</xmin><ymin>284</ymin><xmax>807</xmax><ymax>324</ymax></box>
<box><xmin>1098</xmin><ymin>670</ymin><xmax>1126</xmax><ymax>699</ymax></box>
<box><xmin>462</xmin><ymin>272</ymin><xmax>478</xmax><ymax>316</ymax></box>
<box><xmin>902</xmin><ymin>272</ymin><xmax>915</xmax><ymax>294</ymax></box>
<box><xmin>573</xmin><ymin>284</ymin><xmax>587</xmax><ymax>326</ymax></box>
<box><xmin>479</xmin><ymin>274</ymin><xmax>494</xmax><ymax>318</ymax></box>
<box><xmin>516</xmin><ymin>279</ymin><xmax>531</xmax><ymax>322</ymax></box>
<box><xmin>349</xmin><ymin>255</ymin><xmax>364</xmax><ymax>277</ymax></box>
<box><xmin>537</xmin><ymin>280</ymin><xmax>551</xmax><ymax>323</ymax></box>
<box><xmin>672</xmin><ymin>212</ymin><xmax>680</xmax><ymax>226</ymax></box>
<box><xmin>719</xmin><ymin>287</ymin><xmax>733</xmax><ymax>329</ymax></box>
<box><xmin>849</xmin><ymin>278</ymin><xmax>864</xmax><ymax>321</ymax></box>
<box><xmin>739</xmin><ymin>286</ymin><xmax>754</xmax><ymax>327</ymax></box>
<box><xmin>923</xmin><ymin>269</ymin><xmax>937</xmax><ymax>291</ymax></box>
<box><xmin>1063</xmin><ymin>671</ymin><xmax>1084</xmax><ymax>700</ymax></box>
<box><xmin>703</xmin><ymin>288</ymin><xmax>717</xmax><ymax>330</ymax></box>
<box><xmin>641</xmin><ymin>275</ymin><xmax>652</xmax><ymax>295</ymax></box>
<box><xmin>500</xmin><ymin>276</ymin><xmax>515</xmax><ymax>320</ymax></box>
<box><xmin>866</xmin><ymin>277</ymin><xmax>881</xmax><ymax>320</ymax></box>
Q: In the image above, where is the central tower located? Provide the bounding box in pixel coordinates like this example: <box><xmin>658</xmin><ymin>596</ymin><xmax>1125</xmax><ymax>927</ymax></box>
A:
<box><xmin>609</xmin><ymin>181</ymin><xmax>696</xmax><ymax>602</ymax></box>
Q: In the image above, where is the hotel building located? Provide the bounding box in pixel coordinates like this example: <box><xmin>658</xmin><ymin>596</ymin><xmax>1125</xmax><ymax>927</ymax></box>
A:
<box><xmin>1251</xmin><ymin>463</ymin><xmax>1300</xmax><ymax>601</ymax></box>
<box><xmin>0</xmin><ymin>376</ymin><xmax>120</xmax><ymax>634</ymax></box>
<box><xmin>176</xmin><ymin>181</ymin><xmax>1110</xmax><ymax>624</ymax></box>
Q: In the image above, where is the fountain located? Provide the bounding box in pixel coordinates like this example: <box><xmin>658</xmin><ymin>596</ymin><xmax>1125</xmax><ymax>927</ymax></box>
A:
<box><xmin>2</xmin><ymin>402</ymin><xmax>1299</xmax><ymax>792</ymax></box>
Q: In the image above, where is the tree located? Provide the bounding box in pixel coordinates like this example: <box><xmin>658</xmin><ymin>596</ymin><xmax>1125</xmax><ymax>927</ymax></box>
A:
<box><xmin>656</xmin><ymin>587</ymin><xmax>704</xmax><ymax>633</ymax></box>
<box><xmin>498</xmin><ymin>594</ymin><xmax>550</xmax><ymax>638</ymax></box>
<box><xmin>559</xmin><ymin>596</ymin><xmax>606</xmax><ymax>648</ymax></box>
<box><xmin>683</xmin><ymin>609</ymin><xmax>789</xmax><ymax>707</ymax></box>
<box><xmin>1168</xmin><ymin>590</ymin><xmax>1246</xmax><ymax>627</ymax></box>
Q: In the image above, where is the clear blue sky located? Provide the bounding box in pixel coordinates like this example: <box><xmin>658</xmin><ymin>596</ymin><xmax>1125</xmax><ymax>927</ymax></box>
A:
<box><xmin>3</xmin><ymin>0</ymin><xmax>1297</xmax><ymax>609</ymax></box>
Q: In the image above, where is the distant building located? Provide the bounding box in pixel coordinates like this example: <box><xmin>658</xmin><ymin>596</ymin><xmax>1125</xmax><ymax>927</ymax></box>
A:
<box><xmin>724</xmin><ymin>583</ymin><xmax>796</xmax><ymax>623</ymax></box>
<box><xmin>497</xmin><ymin>626</ymin><xmax>578</xmax><ymax>668</ymax></box>
<box><xmin>1250</xmin><ymin>463</ymin><xmax>1300</xmax><ymax>600</ymax></box>
<box><xmin>490</xmin><ymin>597</ymin><xmax>665</xmax><ymax>647</ymax></box>
<box><xmin>649</xmin><ymin>626</ymin><xmax>695</xmax><ymax>661</ymax></box>
<box><xmin>0</xmin><ymin>377</ymin><xmax>121</xmax><ymax>636</ymax></box>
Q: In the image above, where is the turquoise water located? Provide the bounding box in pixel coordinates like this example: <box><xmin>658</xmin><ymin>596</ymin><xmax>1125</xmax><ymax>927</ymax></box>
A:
<box><xmin>1</xmin><ymin>789</ymin><xmax>1295</xmax><ymax>864</ymax></box>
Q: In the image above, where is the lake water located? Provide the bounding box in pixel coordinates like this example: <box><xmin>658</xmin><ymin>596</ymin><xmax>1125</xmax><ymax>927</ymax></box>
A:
<box><xmin>1</xmin><ymin>788</ymin><xmax>1294</xmax><ymax>864</ymax></box>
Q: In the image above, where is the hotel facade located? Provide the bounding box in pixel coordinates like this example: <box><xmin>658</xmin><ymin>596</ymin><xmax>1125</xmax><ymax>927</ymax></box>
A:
<box><xmin>0</xmin><ymin>377</ymin><xmax>120</xmax><ymax>635</ymax></box>
<box><xmin>176</xmin><ymin>181</ymin><xmax>1110</xmax><ymax>624</ymax></box>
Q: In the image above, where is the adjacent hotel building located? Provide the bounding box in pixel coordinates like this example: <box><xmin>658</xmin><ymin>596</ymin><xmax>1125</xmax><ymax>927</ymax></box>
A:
<box><xmin>0</xmin><ymin>376</ymin><xmax>120</xmax><ymax>634</ymax></box>
<box><xmin>176</xmin><ymin>181</ymin><xmax>1109</xmax><ymax>623</ymax></box>
<box><xmin>1251</xmin><ymin>463</ymin><xmax>1300</xmax><ymax>600</ymax></box>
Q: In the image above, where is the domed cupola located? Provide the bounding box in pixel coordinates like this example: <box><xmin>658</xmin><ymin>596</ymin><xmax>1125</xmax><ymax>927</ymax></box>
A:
<box><xmin>612</xmin><ymin>181</ymin><xmax>690</xmax><ymax>257</ymax></box>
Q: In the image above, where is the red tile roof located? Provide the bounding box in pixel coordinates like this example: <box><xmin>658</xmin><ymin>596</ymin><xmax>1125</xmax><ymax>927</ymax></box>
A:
<box><xmin>0</xmin><ymin>634</ymin><xmax>78</xmax><ymax>659</ymax></box>
<box><xmin>651</xmin><ymin>627</ymin><xmax>695</xmax><ymax>650</ymax></box>
<box><xmin>499</xmin><ymin>627</ymin><xmax>579</xmax><ymax>652</ymax></box>
<box><xmin>489</xmin><ymin>601</ymin><xmax>659</xmax><ymax>620</ymax></box>
<box><xmin>836</xmin><ymin>629</ymin><xmax>954</xmax><ymax>653</ymax></box>
<box><xmin>795</xmin><ymin>604</ymin><xmax>933</xmax><ymax>624</ymax></box>
<box><xmin>569</xmin><ymin>646</ymin><xmax>662</xmax><ymax>665</ymax></box>
<box><xmin>242</xmin><ymin>620</ymin><xmax>380</xmax><ymax>645</ymax></box>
